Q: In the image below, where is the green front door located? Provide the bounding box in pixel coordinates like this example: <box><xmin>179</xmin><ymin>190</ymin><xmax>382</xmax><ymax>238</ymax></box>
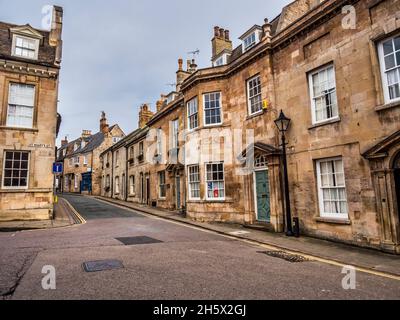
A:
<box><xmin>255</xmin><ymin>170</ymin><xmax>271</xmax><ymax>222</ymax></box>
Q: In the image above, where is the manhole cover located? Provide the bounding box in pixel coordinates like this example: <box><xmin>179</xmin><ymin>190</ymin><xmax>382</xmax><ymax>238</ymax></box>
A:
<box><xmin>82</xmin><ymin>260</ymin><xmax>124</xmax><ymax>273</ymax></box>
<box><xmin>258</xmin><ymin>251</ymin><xmax>311</xmax><ymax>263</ymax></box>
<box><xmin>116</xmin><ymin>236</ymin><xmax>163</xmax><ymax>246</ymax></box>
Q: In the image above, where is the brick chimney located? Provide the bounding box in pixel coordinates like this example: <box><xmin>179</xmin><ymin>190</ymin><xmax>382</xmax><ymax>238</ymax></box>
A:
<box><xmin>61</xmin><ymin>136</ymin><xmax>68</xmax><ymax>147</ymax></box>
<box><xmin>81</xmin><ymin>130</ymin><xmax>92</xmax><ymax>139</ymax></box>
<box><xmin>176</xmin><ymin>58</ymin><xmax>191</xmax><ymax>92</ymax></box>
<box><xmin>139</xmin><ymin>104</ymin><xmax>154</xmax><ymax>128</ymax></box>
<box><xmin>212</xmin><ymin>26</ymin><xmax>232</xmax><ymax>61</ymax></box>
<box><xmin>100</xmin><ymin>111</ymin><xmax>109</xmax><ymax>134</ymax></box>
<box><xmin>156</xmin><ymin>95</ymin><xmax>166</xmax><ymax>113</ymax></box>
<box><xmin>49</xmin><ymin>6</ymin><xmax>63</xmax><ymax>65</ymax></box>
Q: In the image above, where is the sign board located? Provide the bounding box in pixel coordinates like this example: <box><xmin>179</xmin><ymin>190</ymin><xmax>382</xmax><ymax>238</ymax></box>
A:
<box><xmin>53</xmin><ymin>162</ymin><xmax>63</xmax><ymax>174</ymax></box>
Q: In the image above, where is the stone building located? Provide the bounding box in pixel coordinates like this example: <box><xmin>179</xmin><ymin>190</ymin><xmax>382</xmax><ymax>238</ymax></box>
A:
<box><xmin>98</xmin><ymin>0</ymin><xmax>400</xmax><ymax>253</ymax></box>
<box><xmin>100</xmin><ymin>104</ymin><xmax>153</xmax><ymax>203</ymax></box>
<box><xmin>57</xmin><ymin>112</ymin><xmax>124</xmax><ymax>195</ymax></box>
<box><xmin>0</xmin><ymin>7</ymin><xmax>63</xmax><ymax>221</ymax></box>
<box><xmin>179</xmin><ymin>0</ymin><xmax>400</xmax><ymax>253</ymax></box>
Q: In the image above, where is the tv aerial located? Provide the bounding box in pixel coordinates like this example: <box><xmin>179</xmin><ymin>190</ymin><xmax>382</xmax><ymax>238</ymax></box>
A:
<box><xmin>188</xmin><ymin>49</ymin><xmax>200</xmax><ymax>59</ymax></box>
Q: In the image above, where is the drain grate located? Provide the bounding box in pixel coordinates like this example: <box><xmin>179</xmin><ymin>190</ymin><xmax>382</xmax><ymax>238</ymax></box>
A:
<box><xmin>116</xmin><ymin>236</ymin><xmax>163</xmax><ymax>246</ymax></box>
<box><xmin>258</xmin><ymin>251</ymin><xmax>311</xmax><ymax>263</ymax></box>
<box><xmin>83</xmin><ymin>260</ymin><xmax>124</xmax><ymax>273</ymax></box>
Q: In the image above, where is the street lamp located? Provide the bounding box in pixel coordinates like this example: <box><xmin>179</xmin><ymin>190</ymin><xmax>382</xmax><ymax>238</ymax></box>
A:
<box><xmin>275</xmin><ymin>110</ymin><xmax>294</xmax><ymax>237</ymax></box>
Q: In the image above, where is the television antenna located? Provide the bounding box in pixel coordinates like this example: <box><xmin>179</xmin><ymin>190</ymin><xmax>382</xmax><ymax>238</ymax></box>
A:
<box><xmin>188</xmin><ymin>49</ymin><xmax>200</xmax><ymax>59</ymax></box>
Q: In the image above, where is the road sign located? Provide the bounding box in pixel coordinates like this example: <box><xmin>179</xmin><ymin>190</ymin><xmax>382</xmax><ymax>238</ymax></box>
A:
<box><xmin>53</xmin><ymin>162</ymin><xmax>63</xmax><ymax>174</ymax></box>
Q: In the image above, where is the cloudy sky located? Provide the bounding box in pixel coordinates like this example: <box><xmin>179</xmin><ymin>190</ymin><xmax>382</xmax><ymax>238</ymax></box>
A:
<box><xmin>1</xmin><ymin>0</ymin><xmax>291</xmax><ymax>145</ymax></box>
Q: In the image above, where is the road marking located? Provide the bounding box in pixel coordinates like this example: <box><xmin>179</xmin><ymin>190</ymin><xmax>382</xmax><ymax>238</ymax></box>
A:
<box><xmin>61</xmin><ymin>197</ymin><xmax>87</xmax><ymax>225</ymax></box>
<box><xmin>96</xmin><ymin>197</ymin><xmax>400</xmax><ymax>282</ymax></box>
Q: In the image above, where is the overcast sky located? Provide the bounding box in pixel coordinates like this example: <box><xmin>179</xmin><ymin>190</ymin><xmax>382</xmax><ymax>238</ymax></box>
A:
<box><xmin>0</xmin><ymin>0</ymin><xmax>291</xmax><ymax>145</ymax></box>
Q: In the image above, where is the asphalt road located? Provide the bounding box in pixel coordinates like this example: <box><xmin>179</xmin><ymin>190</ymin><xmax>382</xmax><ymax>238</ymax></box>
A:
<box><xmin>1</xmin><ymin>194</ymin><xmax>399</xmax><ymax>300</ymax></box>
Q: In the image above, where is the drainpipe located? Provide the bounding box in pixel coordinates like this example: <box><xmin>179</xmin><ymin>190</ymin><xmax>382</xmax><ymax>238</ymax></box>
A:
<box><xmin>91</xmin><ymin>150</ymin><xmax>94</xmax><ymax>195</ymax></box>
<box><xmin>125</xmin><ymin>145</ymin><xmax>129</xmax><ymax>202</ymax></box>
<box><xmin>111</xmin><ymin>150</ymin><xmax>114</xmax><ymax>199</ymax></box>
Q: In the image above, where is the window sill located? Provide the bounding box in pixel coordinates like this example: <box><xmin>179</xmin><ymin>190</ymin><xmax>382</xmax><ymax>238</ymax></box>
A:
<box><xmin>375</xmin><ymin>100</ymin><xmax>400</xmax><ymax>112</ymax></box>
<box><xmin>0</xmin><ymin>126</ymin><xmax>39</xmax><ymax>133</ymax></box>
<box><xmin>0</xmin><ymin>188</ymin><xmax>52</xmax><ymax>193</ymax></box>
<box><xmin>315</xmin><ymin>217</ymin><xmax>351</xmax><ymax>225</ymax></box>
<box><xmin>246</xmin><ymin>110</ymin><xmax>265</xmax><ymax>121</ymax></box>
<box><xmin>308</xmin><ymin>117</ymin><xmax>341</xmax><ymax>130</ymax></box>
<box><xmin>187</xmin><ymin>199</ymin><xmax>234</xmax><ymax>204</ymax></box>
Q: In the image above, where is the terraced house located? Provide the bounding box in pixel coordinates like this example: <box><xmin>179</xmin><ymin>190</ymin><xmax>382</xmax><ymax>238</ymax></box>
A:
<box><xmin>0</xmin><ymin>7</ymin><xmax>63</xmax><ymax>221</ymax></box>
<box><xmin>99</xmin><ymin>0</ymin><xmax>400</xmax><ymax>253</ymax></box>
<box><xmin>57</xmin><ymin>112</ymin><xmax>124</xmax><ymax>195</ymax></box>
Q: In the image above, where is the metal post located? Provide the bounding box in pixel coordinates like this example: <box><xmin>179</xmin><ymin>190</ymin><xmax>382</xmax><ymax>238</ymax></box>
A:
<box><xmin>281</xmin><ymin>133</ymin><xmax>293</xmax><ymax>236</ymax></box>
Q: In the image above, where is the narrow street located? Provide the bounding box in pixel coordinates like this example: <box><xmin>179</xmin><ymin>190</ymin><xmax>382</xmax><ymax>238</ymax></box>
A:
<box><xmin>0</xmin><ymin>194</ymin><xmax>399</xmax><ymax>300</ymax></box>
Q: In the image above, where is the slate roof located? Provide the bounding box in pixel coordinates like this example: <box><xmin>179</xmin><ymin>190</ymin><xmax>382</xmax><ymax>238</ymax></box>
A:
<box><xmin>56</xmin><ymin>125</ymin><xmax>119</xmax><ymax>162</ymax></box>
<box><xmin>0</xmin><ymin>21</ymin><xmax>57</xmax><ymax>67</ymax></box>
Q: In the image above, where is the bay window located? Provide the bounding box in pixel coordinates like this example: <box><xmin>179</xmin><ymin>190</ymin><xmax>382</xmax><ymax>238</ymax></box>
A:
<box><xmin>203</xmin><ymin>92</ymin><xmax>222</xmax><ymax>126</ymax></box>
<box><xmin>187</xmin><ymin>97</ymin><xmax>198</xmax><ymax>130</ymax></box>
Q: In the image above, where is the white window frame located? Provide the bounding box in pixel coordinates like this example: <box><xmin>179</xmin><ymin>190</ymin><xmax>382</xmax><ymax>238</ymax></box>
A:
<box><xmin>243</xmin><ymin>32</ymin><xmax>257</xmax><ymax>51</ymax></box>
<box><xmin>129</xmin><ymin>175</ymin><xmax>135</xmax><ymax>195</ymax></box>
<box><xmin>115</xmin><ymin>176</ymin><xmax>120</xmax><ymax>194</ymax></box>
<box><xmin>308</xmin><ymin>64</ymin><xmax>339</xmax><ymax>125</ymax></box>
<box><xmin>247</xmin><ymin>75</ymin><xmax>263</xmax><ymax>116</ymax></box>
<box><xmin>158</xmin><ymin>171</ymin><xmax>166</xmax><ymax>199</ymax></box>
<box><xmin>73</xmin><ymin>156</ymin><xmax>80</xmax><ymax>165</ymax></box>
<box><xmin>156</xmin><ymin>129</ymin><xmax>163</xmax><ymax>157</ymax></box>
<box><xmin>378</xmin><ymin>34</ymin><xmax>400</xmax><ymax>104</ymax></box>
<box><xmin>188</xmin><ymin>165</ymin><xmax>201</xmax><ymax>200</ymax></box>
<box><xmin>316</xmin><ymin>157</ymin><xmax>349</xmax><ymax>220</ymax></box>
<box><xmin>171</xmin><ymin>119</ymin><xmax>179</xmax><ymax>149</ymax></box>
<box><xmin>2</xmin><ymin>151</ymin><xmax>30</xmax><ymax>190</ymax></box>
<box><xmin>187</xmin><ymin>97</ymin><xmax>199</xmax><ymax>131</ymax></box>
<box><xmin>12</xmin><ymin>35</ymin><xmax>39</xmax><ymax>60</ymax></box>
<box><xmin>203</xmin><ymin>92</ymin><xmax>223</xmax><ymax>127</ymax></box>
<box><xmin>7</xmin><ymin>83</ymin><xmax>35</xmax><ymax>129</ymax></box>
<box><xmin>83</xmin><ymin>155</ymin><xmax>88</xmax><ymax>165</ymax></box>
<box><xmin>205</xmin><ymin>162</ymin><xmax>225</xmax><ymax>201</ymax></box>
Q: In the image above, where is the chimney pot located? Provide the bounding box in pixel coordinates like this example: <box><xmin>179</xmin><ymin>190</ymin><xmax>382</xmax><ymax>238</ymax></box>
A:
<box><xmin>224</xmin><ymin>30</ymin><xmax>230</xmax><ymax>40</ymax></box>
<box><xmin>219</xmin><ymin>28</ymin><xmax>225</xmax><ymax>38</ymax></box>
<box><xmin>214</xmin><ymin>26</ymin><xmax>220</xmax><ymax>37</ymax></box>
<box><xmin>178</xmin><ymin>58</ymin><xmax>183</xmax><ymax>71</ymax></box>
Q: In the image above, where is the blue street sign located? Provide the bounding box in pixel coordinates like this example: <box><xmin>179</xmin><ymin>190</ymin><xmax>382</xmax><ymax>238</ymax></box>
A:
<box><xmin>53</xmin><ymin>162</ymin><xmax>63</xmax><ymax>174</ymax></box>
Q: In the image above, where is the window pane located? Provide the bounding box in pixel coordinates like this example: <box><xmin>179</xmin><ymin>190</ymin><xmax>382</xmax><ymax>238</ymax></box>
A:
<box><xmin>394</xmin><ymin>37</ymin><xmax>400</xmax><ymax>51</ymax></box>
<box><xmin>385</xmin><ymin>54</ymin><xmax>396</xmax><ymax>70</ymax></box>
<box><xmin>383</xmin><ymin>39</ymin><xmax>394</xmax><ymax>55</ymax></box>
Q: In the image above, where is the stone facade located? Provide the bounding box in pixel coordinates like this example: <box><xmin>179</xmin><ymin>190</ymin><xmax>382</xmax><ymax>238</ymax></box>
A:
<box><xmin>57</xmin><ymin>112</ymin><xmax>124</xmax><ymax>196</ymax></box>
<box><xmin>99</xmin><ymin>0</ymin><xmax>400</xmax><ymax>253</ymax></box>
<box><xmin>0</xmin><ymin>7</ymin><xmax>63</xmax><ymax>221</ymax></box>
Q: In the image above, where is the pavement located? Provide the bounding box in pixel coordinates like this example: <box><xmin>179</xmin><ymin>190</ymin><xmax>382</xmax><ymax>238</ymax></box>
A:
<box><xmin>0</xmin><ymin>194</ymin><xmax>399</xmax><ymax>300</ymax></box>
<box><xmin>95</xmin><ymin>195</ymin><xmax>400</xmax><ymax>278</ymax></box>
<box><xmin>0</xmin><ymin>197</ymin><xmax>82</xmax><ymax>232</ymax></box>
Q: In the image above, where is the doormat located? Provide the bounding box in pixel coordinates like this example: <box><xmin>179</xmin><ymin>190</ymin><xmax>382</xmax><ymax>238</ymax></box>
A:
<box><xmin>116</xmin><ymin>236</ymin><xmax>163</xmax><ymax>246</ymax></box>
<box><xmin>258</xmin><ymin>251</ymin><xmax>312</xmax><ymax>263</ymax></box>
<box><xmin>82</xmin><ymin>260</ymin><xmax>124</xmax><ymax>273</ymax></box>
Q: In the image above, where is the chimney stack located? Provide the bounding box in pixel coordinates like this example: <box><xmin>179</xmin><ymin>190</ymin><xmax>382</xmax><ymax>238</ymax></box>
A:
<box><xmin>61</xmin><ymin>136</ymin><xmax>68</xmax><ymax>147</ymax></box>
<box><xmin>81</xmin><ymin>130</ymin><xmax>92</xmax><ymax>139</ymax></box>
<box><xmin>100</xmin><ymin>111</ymin><xmax>110</xmax><ymax>134</ymax></box>
<box><xmin>139</xmin><ymin>104</ymin><xmax>154</xmax><ymax>128</ymax></box>
<box><xmin>211</xmin><ymin>25</ymin><xmax>232</xmax><ymax>61</ymax></box>
<box><xmin>176</xmin><ymin>58</ymin><xmax>190</xmax><ymax>92</ymax></box>
<box><xmin>49</xmin><ymin>6</ymin><xmax>63</xmax><ymax>65</ymax></box>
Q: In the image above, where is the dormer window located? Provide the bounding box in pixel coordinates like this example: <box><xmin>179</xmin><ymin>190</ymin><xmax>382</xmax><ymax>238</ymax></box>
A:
<box><xmin>12</xmin><ymin>35</ymin><xmax>39</xmax><ymax>60</ymax></box>
<box><xmin>243</xmin><ymin>33</ymin><xmax>257</xmax><ymax>51</ymax></box>
<box><xmin>240</xmin><ymin>26</ymin><xmax>262</xmax><ymax>52</ymax></box>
